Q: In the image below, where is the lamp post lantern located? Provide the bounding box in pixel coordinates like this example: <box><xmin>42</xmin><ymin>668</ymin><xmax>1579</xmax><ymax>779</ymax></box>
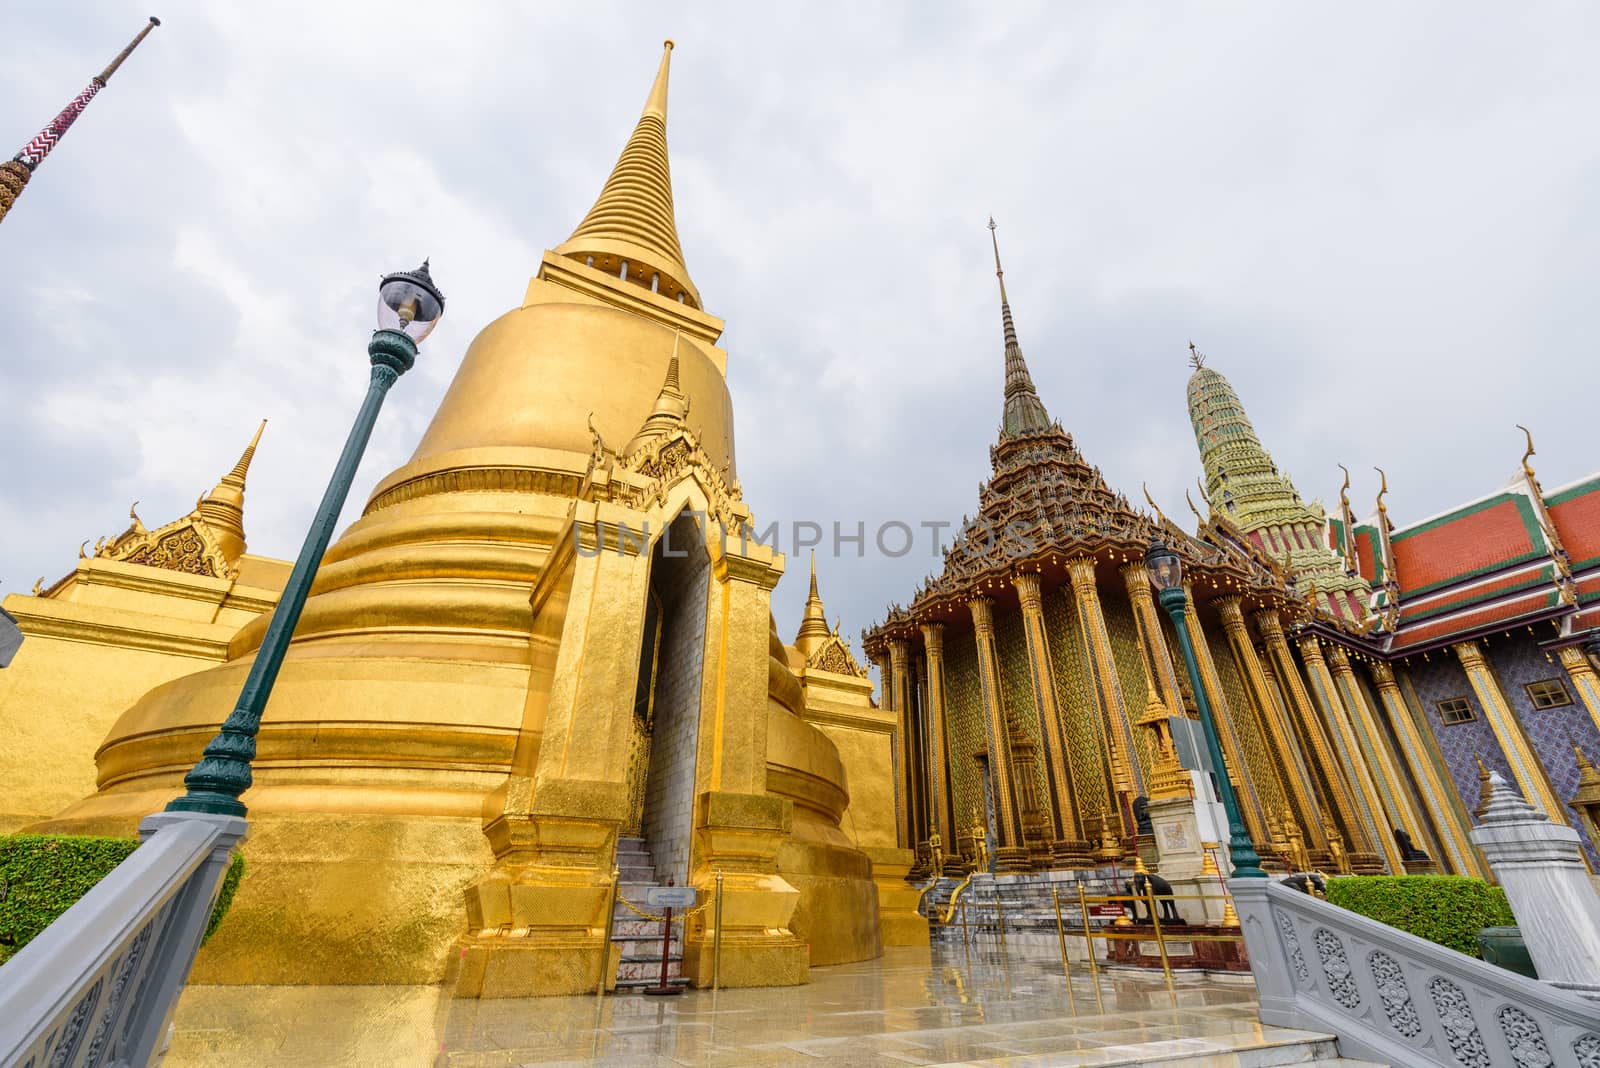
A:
<box><xmin>1144</xmin><ymin>538</ymin><xmax>1266</xmax><ymax>879</ymax></box>
<box><xmin>168</xmin><ymin>261</ymin><xmax>445</xmax><ymax>817</ymax></box>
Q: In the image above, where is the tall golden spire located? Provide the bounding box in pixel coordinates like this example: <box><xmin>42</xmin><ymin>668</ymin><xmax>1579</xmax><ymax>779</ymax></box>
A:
<box><xmin>197</xmin><ymin>419</ymin><xmax>265</xmax><ymax>565</ymax></box>
<box><xmin>0</xmin><ymin>17</ymin><xmax>160</xmax><ymax>226</ymax></box>
<box><xmin>987</xmin><ymin>218</ymin><xmax>1052</xmax><ymax>438</ymax></box>
<box><xmin>624</xmin><ymin>335</ymin><xmax>690</xmax><ymax>456</ymax></box>
<box><xmin>795</xmin><ymin>550</ymin><xmax>831</xmax><ymax>657</ymax></box>
<box><xmin>554</xmin><ymin>41</ymin><xmax>700</xmax><ymax>309</ymax></box>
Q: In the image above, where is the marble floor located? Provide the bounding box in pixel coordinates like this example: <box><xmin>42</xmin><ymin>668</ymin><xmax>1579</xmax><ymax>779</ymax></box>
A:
<box><xmin>164</xmin><ymin>941</ymin><xmax>1336</xmax><ymax>1067</ymax></box>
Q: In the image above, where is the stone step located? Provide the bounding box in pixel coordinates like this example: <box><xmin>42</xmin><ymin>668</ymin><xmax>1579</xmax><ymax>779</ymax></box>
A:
<box><xmin>1112</xmin><ymin>1036</ymin><xmax>1346</xmax><ymax>1067</ymax></box>
<box><xmin>614</xmin><ymin>957</ymin><xmax>683</xmax><ymax>984</ymax></box>
<box><xmin>612</xmin><ymin>936</ymin><xmax>682</xmax><ymax>957</ymax></box>
<box><xmin>613</xmin><ymin>975</ymin><xmax>693</xmax><ymax>991</ymax></box>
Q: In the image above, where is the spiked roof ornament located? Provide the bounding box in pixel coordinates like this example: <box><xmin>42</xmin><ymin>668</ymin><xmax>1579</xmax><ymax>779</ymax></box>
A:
<box><xmin>986</xmin><ymin>218</ymin><xmax>1053</xmax><ymax>438</ymax></box>
<box><xmin>0</xmin><ymin>17</ymin><xmax>161</xmax><ymax>226</ymax></box>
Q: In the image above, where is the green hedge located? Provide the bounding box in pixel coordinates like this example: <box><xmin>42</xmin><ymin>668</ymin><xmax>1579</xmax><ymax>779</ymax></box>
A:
<box><xmin>0</xmin><ymin>835</ymin><xmax>245</xmax><ymax>964</ymax></box>
<box><xmin>1325</xmin><ymin>874</ymin><xmax>1513</xmax><ymax>956</ymax></box>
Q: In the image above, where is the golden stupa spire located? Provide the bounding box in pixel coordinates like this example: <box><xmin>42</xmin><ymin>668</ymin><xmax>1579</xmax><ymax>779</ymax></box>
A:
<box><xmin>197</xmin><ymin>419</ymin><xmax>266</xmax><ymax>565</ymax></box>
<box><xmin>987</xmin><ymin>218</ymin><xmax>1052</xmax><ymax>438</ymax></box>
<box><xmin>553</xmin><ymin>41</ymin><xmax>700</xmax><ymax>309</ymax></box>
<box><xmin>624</xmin><ymin>335</ymin><xmax>690</xmax><ymax>456</ymax></box>
<box><xmin>795</xmin><ymin>550</ymin><xmax>831</xmax><ymax>657</ymax></box>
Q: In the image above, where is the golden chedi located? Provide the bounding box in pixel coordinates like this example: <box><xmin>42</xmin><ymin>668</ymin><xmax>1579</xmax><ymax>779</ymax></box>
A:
<box><xmin>31</xmin><ymin>41</ymin><xmax>888</xmax><ymax>993</ymax></box>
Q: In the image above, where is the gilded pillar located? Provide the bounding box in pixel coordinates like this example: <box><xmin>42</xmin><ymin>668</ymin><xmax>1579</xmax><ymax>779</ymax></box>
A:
<box><xmin>1327</xmin><ymin>646</ymin><xmax>1429</xmax><ymax>861</ymax></box>
<box><xmin>1012</xmin><ymin>572</ymin><xmax>1089</xmax><ymax>864</ymax></box>
<box><xmin>1299</xmin><ymin>637</ymin><xmax>1403</xmax><ymax>873</ymax></box>
<box><xmin>1453</xmin><ymin>640</ymin><xmax>1565</xmax><ymax>823</ymax></box>
<box><xmin>1256</xmin><ymin>608</ymin><xmax>1371</xmax><ymax>860</ymax></box>
<box><xmin>1558</xmin><ymin>646</ymin><xmax>1600</xmax><ymax>742</ymax></box>
<box><xmin>1121</xmin><ymin>563</ymin><xmax>1186</xmax><ymax>719</ymax></box>
<box><xmin>888</xmin><ymin>638</ymin><xmax>920</xmax><ymax>852</ymax></box>
<box><xmin>1065</xmin><ymin>556</ymin><xmax>1141</xmax><ymax>830</ymax></box>
<box><xmin>968</xmin><ymin>597</ymin><xmax>1030</xmax><ymax>871</ymax></box>
<box><xmin>1215</xmin><ymin>596</ymin><xmax>1327</xmax><ymax>853</ymax></box>
<box><xmin>1369</xmin><ymin>660</ymin><xmax>1487</xmax><ymax>878</ymax></box>
<box><xmin>912</xmin><ymin>650</ymin><xmax>931</xmax><ymax>855</ymax></box>
<box><xmin>919</xmin><ymin>622</ymin><xmax>956</xmax><ymax>867</ymax></box>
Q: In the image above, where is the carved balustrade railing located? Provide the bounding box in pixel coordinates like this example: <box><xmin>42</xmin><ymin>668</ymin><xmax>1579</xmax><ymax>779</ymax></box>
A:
<box><xmin>0</xmin><ymin>812</ymin><xmax>244</xmax><ymax>1068</ymax></box>
<box><xmin>1232</xmin><ymin>878</ymin><xmax>1600</xmax><ymax>1068</ymax></box>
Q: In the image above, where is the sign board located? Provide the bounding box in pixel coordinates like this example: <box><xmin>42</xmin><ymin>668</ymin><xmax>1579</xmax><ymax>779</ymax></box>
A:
<box><xmin>644</xmin><ymin>885</ymin><xmax>697</xmax><ymax>909</ymax></box>
<box><xmin>1087</xmin><ymin>904</ymin><xmax>1126</xmax><ymax>918</ymax></box>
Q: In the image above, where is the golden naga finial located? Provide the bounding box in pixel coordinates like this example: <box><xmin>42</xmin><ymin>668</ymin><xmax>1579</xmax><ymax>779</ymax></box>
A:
<box><xmin>1188</xmin><ymin>339</ymin><xmax>1206</xmax><ymax>370</ymax></box>
<box><xmin>1516</xmin><ymin>424</ymin><xmax>1537</xmax><ymax>481</ymax></box>
<box><xmin>1337</xmin><ymin>463</ymin><xmax>1352</xmax><ymax>509</ymax></box>
<box><xmin>32</xmin><ymin>577</ymin><xmax>44</xmax><ymax>595</ymax></box>
<box><xmin>1184</xmin><ymin>485</ymin><xmax>1206</xmax><ymax>526</ymax></box>
<box><xmin>1142</xmin><ymin>481</ymin><xmax>1173</xmax><ymax>528</ymax></box>
<box><xmin>78</xmin><ymin>540</ymin><xmax>89</xmax><ymax>559</ymax></box>
<box><xmin>1373</xmin><ymin>467</ymin><xmax>1390</xmax><ymax>516</ymax></box>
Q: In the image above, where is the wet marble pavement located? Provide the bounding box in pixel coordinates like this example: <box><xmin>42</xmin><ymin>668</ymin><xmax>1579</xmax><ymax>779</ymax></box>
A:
<box><xmin>164</xmin><ymin>942</ymin><xmax>1335</xmax><ymax>1067</ymax></box>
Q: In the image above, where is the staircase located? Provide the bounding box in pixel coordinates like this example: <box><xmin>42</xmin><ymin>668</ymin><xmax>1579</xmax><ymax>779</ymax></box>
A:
<box><xmin>611</xmin><ymin>837</ymin><xmax>690</xmax><ymax>991</ymax></box>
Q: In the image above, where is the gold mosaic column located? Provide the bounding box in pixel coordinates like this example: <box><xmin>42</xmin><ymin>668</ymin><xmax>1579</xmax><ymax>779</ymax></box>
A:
<box><xmin>883</xmin><ymin>642</ymin><xmax>909</xmax><ymax>848</ymax></box>
<box><xmin>1369</xmin><ymin>661</ymin><xmax>1487</xmax><ymax>878</ymax></box>
<box><xmin>1121</xmin><ymin>564</ymin><xmax>1186</xmax><ymax>719</ymax></box>
<box><xmin>1327</xmin><ymin>647</ymin><xmax>1429</xmax><ymax>860</ymax></box>
<box><xmin>968</xmin><ymin>597</ymin><xmax>1030</xmax><ymax>871</ymax></box>
<box><xmin>1066</xmin><ymin>556</ymin><xmax>1141</xmax><ymax>830</ymax></box>
<box><xmin>1215</xmin><ymin>596</ymin><xmax>1327</xmax><ymax>853</ymax></box>
<box><xmin>920</xmin><ymin>622</ymin><xmax>957</xmax><ymax>869</ymax></box>
<box><xmin>1453</xmin><ymin>640</ymin><xmax>1566</xmax><ymax>822</ymax></box>
<box><xmin>912</xmin><ymin>650</ymin><xmax>931</xmax><ymax>857</ymax></box>
<box><xmin>1299</xmin><ymin>637</ymin><xmax>1402</xmax><ymax>873</ymax></box>
<box><xmin>1558</xmin><ymin>646</ymin><xmax>1600</xmax><ymax>741</ymax></box>
<box><xmin>889</xmin><ymin>638</ymin><xmax>922</xmax><ymax>852</ymax></box>
<box><xmin>1256</xmin><ymin>609</ymin><xmax>1371</xmax><ymax>860</ymax></box>
<box><xmin>1012</xmin><ymin>572</ymin><xmax>1087</xmax><ymax>863</ymax></box>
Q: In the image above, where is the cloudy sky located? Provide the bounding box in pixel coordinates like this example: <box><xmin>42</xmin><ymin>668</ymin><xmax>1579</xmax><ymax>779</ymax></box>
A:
<box><xmin>3</xmin><ymin>2</ymin><xmax>1597</xmax><ymax>660</ymax></box>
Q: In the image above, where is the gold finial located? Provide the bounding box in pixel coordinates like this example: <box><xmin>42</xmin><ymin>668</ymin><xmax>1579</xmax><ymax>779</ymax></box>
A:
<box><xmin>1184</xmin><ymin>485</ymin><xmax>1206</xmax><ymax>525</ymax></box>
<box><xmin>197</xmin><ymin>419</ymin><xmax>267</xmax><ymax>567</ymax></box>
<box><xmin>643</xmin><ymin>40</ymin><xmax>674</xmax><ymax>119</ymax></box>
<box><xmin>1516</xmin><ymin>424</ymin><xmax>1537</xmax><ymax>481</ymax></box>
<box><xmin>555</xmin><ymin>40</ymin><xmax>698</xmax><ymax>308</ymax></box>
<box><xmin>1374</xmin><ymin>466</ymin><xmax>1389</xmax><ymax>515</ymax></box>
<box><xmin>1142</xmin><ymin>481</ymin><xmax>1172</xmax><ymax>528</ymax></box>
<box><xmin>987</xmin><ymin>216</ymin><xmax>1008</xmax><ymax>304</ymax></box>
<box><xmin>32</xmin><ymin>577</ymin><xmax>44</xmax><ymax>595</ymax></box>
<box><xmin>796</xmin><ymin>549</ymin><xmax>830</xmax><ymax>654</ymax></box>
<box><xmin>1188</xmin><ymin>340</ymin><xmax>1206</xmax><ymax>370</ymax></box>
<box><xmin>1337</xmin><ymin>463</ymin><xmax>1351</xmax><ymax>509</ymax></box>
<box><xmin>97</xmin><ymin>16</ymin><xmax>161</xmax><ymax>86</ymax></box>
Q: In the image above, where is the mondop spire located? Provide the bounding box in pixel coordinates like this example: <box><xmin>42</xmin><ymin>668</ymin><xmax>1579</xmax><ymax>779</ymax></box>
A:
<box><xmin>0</xmin><ymin>16</ymin><xmax>160</xmax><ymax>225</ymax></box>
<box><xmin>554</xmin><ymin>41</ymin><xmax>701</xmax><ymax>308</ymax></box>
<box><xmin>987</xmin><ymin>219</ymin><xmax>1053</xmax><ymax>438</ymax></box>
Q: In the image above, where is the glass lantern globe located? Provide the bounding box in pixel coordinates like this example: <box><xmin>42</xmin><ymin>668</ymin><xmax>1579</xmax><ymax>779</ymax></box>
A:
<box><xmin>377</xmin><ymin>260</ymin><xmax>445</xmax><ymax>342</ymax></box>
<box><xmin>1145</xmin><ymin>538</ymin><xmax>1182</xmax><ymax>592</ymax></box>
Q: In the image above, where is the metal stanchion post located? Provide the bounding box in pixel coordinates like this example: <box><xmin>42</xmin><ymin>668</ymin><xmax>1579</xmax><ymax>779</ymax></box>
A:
<box><xmin>713</xmin><ymin>869</ymin><xmax>724</xmax><ymax>993</ymax></box>
<box><xmin>993</xmin><ymin>881</ymin><xmax>1008</xmax><ymax>957</ymax></box>
<box><xmin>1051</xmin><ymin>887</ymin><xmax>1078</xmax><ymax>1016</ymax></box>
<box><xmin>596</xmin><ymin>868</ymin><xmax>620</xmax><ymax>998</ymax></box>
<box><xmin>1145</xmin><ymin>882</ymin><xmax>1174</xmax><ymax>989</ymax></box>
<box><xmin>1077</xmin><ymin>883</ymin><xmax>1103</xmax><ymax>1013</ymax></box>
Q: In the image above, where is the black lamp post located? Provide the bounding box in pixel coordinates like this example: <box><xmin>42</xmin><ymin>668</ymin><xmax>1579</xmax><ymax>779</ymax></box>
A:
<box><xmin>168</xmin><ymin>262</ymin><xmax>445</xmax><ymax>817</ymax></box>
<box><xmin>1144</xmin><ymin>538</ymin><xmax>1266</xmax><ymax>879</ymax></box>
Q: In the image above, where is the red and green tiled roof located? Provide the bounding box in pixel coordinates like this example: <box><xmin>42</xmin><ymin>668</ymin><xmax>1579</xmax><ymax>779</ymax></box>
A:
<box><xmin>1548</xmin><ymin>475</ymin><xmax>1600</xmax><ymax>571</ymax></box>
<box><xmin>1390</xmin><ymin>493</ymin><xmax>1547</xmax><ymax>598</ymax></box>
<box><xmin>1398</xmin><ymin>563</ymin><xmax>1559</xmax><ymax>625</ymax></box>
<box><xmin>1354</xmin><ymin>526</ymin><xmax>1380</xmax><ymax>584</ymax></box>
<box><xmin>1392</xmin><ymin>587</ymin><xmax>1562</xmax><ymax>651</ymax></box>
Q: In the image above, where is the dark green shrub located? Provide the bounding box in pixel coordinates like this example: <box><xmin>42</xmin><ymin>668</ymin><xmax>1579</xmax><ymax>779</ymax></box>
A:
<box><xmin>0</xmin><ymin>834</ymin><xmax>245</xmax><ymax>963</ymax></box>
<box><xmin>1324</xmin><ymin>874</ymin><xmax>1513</xmax><ymax>956</ymax></box>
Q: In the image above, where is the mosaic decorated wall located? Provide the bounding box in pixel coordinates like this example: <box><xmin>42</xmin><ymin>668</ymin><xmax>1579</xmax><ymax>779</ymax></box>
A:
<box><xmin>941</xmin><ymin>632</ymin><xmax>986</xmax><ymax>844</ymax></box>
<box><xmin>1204</xmin><ymin>624</ymin><xmax>1292</xmax><ymax>830</ymax></box>
<box><xmin>1404</xmin><ymin>656</ymin><xmax>1505</xmax><ymax>819</ymax></box>
<box><xmin>1045</xmin><ymin>589</ymin><xmax>1114</xmax><ymax>830</ymax></box>
<box><xmin>1484</xmin><ymin>639</ymin><xmax>1600</xmax><ymax>868</ymax></box>
<box><xmin>994</xmin><ymin>606</ymin><xmax>1052</xmax><ymax>843</ymax></box>
<box><xmin>1099</xmin><ymin>589</ymin><xmax>1158</xmax><ymax>789</ymax></box>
